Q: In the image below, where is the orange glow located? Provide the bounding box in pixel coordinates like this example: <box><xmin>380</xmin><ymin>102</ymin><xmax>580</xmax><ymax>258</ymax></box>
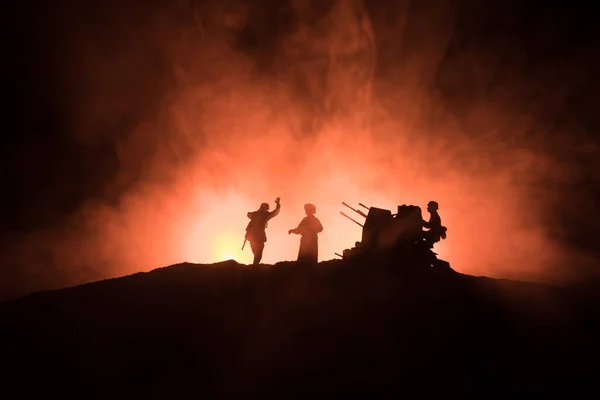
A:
<box><xmin>6</xmin><ymin>0</ymin><xmax>598</xmax><ymax>298</ymax></box>
<box><xmin>10</xmin><ymin>112</ymin><xmax>583</xmax><ymax>288</ymax></box>
<box><xmin>85</xmin><ymin>117</ymin><xmax>548</xmax><ymax>277</ymax></box>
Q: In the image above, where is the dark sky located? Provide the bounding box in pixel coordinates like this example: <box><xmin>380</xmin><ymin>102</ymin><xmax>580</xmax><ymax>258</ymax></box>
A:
<box><xmin>1</xmin><ymin>0</ymin><xmax>599</xmax><ymax>300</ymax></box>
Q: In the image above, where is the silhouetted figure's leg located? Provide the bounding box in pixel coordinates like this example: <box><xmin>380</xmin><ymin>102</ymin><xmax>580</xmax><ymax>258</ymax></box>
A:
<box><xmin>422</xmin><ymin>230</ymin><xmax>444</xmax><ymax>253</ymax></box>
<box><xmin>250</xmin><ymin>240</ymin><xmax>264</xmax><ymax>265</ymax></box>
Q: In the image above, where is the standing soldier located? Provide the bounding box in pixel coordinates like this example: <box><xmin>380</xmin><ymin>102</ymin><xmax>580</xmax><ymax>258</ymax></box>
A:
<box><xmin>244</xmin><ymin>197</ymin><xmax>281</xmax><ymax>265</ymax></box>
<box><xmin>288</xmin><ymin>203</ymin><xmax>323</xmax><ymax>263</ymax></box>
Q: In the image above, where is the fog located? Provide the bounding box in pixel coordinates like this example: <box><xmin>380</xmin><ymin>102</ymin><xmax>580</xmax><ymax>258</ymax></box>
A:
<box><xmin>2</xmin><ymin>0</ymin><xmax>598</xmax><ymax>299</ymax></box>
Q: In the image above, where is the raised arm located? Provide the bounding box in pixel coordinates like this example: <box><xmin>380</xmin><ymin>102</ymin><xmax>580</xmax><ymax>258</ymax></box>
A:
<box><xmin>268</xmin><ymin>198</ymin><xmax>281</xmax><ymax>220</ymax></box>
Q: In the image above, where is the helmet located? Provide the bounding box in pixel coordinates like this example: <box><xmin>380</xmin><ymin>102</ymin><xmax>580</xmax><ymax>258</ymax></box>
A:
<box><xmin>259</xmin><ymin>203</ymin><xmax>269</xmax><ymax>211</ymax></box>
<box><xmin>427</xmin><ymin>201</ymin><xmax>439</xmax><ymax>211</ymax></box>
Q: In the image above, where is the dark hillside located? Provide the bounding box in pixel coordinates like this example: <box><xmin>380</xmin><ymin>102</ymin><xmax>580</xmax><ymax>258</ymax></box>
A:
<box><xmin>2</xmin><ymin>258</ymin><xmax>600</xmax><ymax>397</ymax></box>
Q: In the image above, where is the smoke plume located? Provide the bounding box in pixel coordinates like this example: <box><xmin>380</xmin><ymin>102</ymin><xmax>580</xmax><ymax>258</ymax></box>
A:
<box><xmin>2</xmin><ymin>0</ymin><xmax>598</xmax><ymax>299</ymax></box>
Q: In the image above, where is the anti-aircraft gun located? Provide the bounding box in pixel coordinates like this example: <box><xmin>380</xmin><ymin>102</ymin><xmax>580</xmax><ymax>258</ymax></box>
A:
<box><xmin>338</xmin><ymin>201</ymin><xmax>450</xmax><ymax>269</ymax></box>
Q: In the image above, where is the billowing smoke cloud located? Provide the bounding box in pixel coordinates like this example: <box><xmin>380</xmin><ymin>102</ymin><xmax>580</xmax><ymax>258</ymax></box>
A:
<box><xmin>2</xmin><ymin>0</ymin><xmax>599</xmax><ymax>300</ymax></box>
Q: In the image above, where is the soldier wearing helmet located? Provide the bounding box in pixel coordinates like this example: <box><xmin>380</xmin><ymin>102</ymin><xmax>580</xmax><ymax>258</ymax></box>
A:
<box><xmin>288</xmin><ymin>203</ymin><xmax>323</xmax><ymax>263</ymax></box>
<box><xmin>422</xmin><ymin>200</ymin><xmax>446</xmax><ymax>244</ymax></box>
<box><xmin>245</xmin><ymin>197</ymin><xmax>281</xmax><ymax>265</ymax></box>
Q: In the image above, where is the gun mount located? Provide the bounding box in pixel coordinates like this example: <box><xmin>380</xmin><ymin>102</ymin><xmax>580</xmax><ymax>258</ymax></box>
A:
<box><xmin>338</xmin><ymin>202</ymin><xmax>450</xmax><ymax>269</ymax></box>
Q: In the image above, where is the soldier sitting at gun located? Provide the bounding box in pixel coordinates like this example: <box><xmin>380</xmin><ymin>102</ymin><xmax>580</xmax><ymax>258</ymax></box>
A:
<box><xmin>422</xmin><ymin>201</ymin><xmax>447</xmax><ymax>245</ymax></box>
<box><xmin>244</xmin><ymin>197</ymin><xmax>281</xmax><ymax>265</ymax></box>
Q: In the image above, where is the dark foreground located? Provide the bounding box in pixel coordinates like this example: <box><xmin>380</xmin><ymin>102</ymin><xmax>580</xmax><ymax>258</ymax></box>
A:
<box><xmin>1</xmin><ymin>258</ymin><xmax>600</xmax><ymax>397</ymax></box>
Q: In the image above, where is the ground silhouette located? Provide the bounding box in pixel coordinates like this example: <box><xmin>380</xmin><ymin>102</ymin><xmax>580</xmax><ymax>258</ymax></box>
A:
<box><xmin>1</xmin><ymin>256</ymin><xmax>600</xmax><ymax>397</ymax></box>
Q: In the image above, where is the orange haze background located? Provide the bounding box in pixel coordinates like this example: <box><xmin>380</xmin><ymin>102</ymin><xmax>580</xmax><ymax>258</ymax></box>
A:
<box><xmin>2</xmin><ymin>0</ymin><xmax>598</xmax><ymax>298</ymax></box>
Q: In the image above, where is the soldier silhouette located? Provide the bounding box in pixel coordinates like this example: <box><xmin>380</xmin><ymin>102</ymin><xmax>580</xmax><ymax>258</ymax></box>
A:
<box><xmin>422</xmin><ymin>200</ymin><xmax>447</xmax><ymax>246</ymax></box>
<box><xmin>245</xmin><ymin>197</ymin><xmax>281</xmax><ymax>265</ymax></box>
<box><xmin>288</xmin><ymin>203</ymin><xmax>323</xmax><ymax>263</ymax></box>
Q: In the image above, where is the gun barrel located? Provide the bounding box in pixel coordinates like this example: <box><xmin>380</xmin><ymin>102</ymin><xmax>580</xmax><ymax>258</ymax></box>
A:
<box><xmin>358</xmin><ymin>203</ymin><xmax>370</xmax><ymax>211</ymax></box>
<box><xmin>342</xmin><ymin>202</ymin><xmax>368</xmax><ymax>218</ymax></box>
<box><xmin>340</xmin><ymin>211</ymin><xmax>364</xmax><ymax>227</ymax></box>
<box><xmin>334</xmin><ymin>253</ymin><xmax>343</xmax><ymax>258</ymax></box>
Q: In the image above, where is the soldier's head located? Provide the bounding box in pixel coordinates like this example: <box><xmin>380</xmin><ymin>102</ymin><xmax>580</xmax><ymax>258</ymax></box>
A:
<box><xmin>259</xmin><ymin>202</ymin><xmax>269</xmax><ymax>211</ymax></box>
<box><xmin>304</xmin><ymin>203</ymin><xmax>316</xmax><ymax>215</ymax></box>
<box><xmin>427</xmin><ymin>201</ymin><xmax>439</xmax><ymax>213</ymax></box>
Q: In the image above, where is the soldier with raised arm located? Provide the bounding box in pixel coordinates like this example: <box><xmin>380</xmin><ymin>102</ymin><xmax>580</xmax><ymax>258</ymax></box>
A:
<box><xmin>245</xmin><ymin>197</ymin><xmax>281</xmax><ymax>265</ymax></box>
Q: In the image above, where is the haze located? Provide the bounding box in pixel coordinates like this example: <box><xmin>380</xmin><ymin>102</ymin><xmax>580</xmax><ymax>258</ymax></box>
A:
<box><xmin>2</xmin><ymin>0</ymin><xmax>598</xmax><ymax>299</ymax></box>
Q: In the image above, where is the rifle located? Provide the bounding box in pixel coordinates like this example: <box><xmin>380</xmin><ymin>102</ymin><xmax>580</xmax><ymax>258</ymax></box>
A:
<box><xmin>241</xmin><ymin>237</ymin><xmax>247</xmax><ymax>250</ymax></box>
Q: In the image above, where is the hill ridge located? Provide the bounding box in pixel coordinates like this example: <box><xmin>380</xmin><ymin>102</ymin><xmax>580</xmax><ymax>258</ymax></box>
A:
<box><xmin>1</xmin><ymin>257</ymin><xmax>599</xmax><ymax>396</ymax></box>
